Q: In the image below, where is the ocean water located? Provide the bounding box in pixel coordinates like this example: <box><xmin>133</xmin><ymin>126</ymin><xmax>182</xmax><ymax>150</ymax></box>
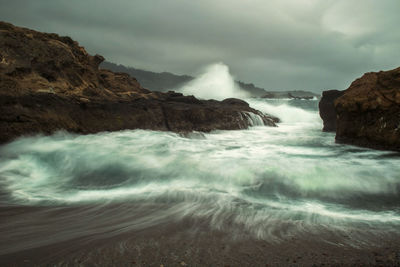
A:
<box><xmin>1</xmin><ymin>98</ymin><xmax>399</xmax><ymax>255</ymax></box>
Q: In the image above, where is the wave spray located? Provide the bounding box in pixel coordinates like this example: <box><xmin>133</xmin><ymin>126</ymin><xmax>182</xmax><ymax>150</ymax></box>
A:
<box><xmin>179</xmin><ymin>63</ymin><xmax>249</xmax><ymax>100</ymax></box>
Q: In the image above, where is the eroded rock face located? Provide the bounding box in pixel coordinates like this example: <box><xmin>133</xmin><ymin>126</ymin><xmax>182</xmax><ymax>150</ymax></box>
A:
<box><xmin>318</xmin><ymin>90</ymin><xmax>344</xmax><ymax>132</ymax></box>
<box><xmin>334</xmin><ymin>67</ymin><xmax>400</xmax><ymax>151</ymax></box>
<box><xmin>0</xmin><ymin>22</ymin><xmax>278</xmax><ymax>143</ymax></box>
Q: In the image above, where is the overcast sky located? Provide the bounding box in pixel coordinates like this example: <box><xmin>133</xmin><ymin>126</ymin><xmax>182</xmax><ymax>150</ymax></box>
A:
<box><xmin>1</xmin><ymin>0</ymin><xmax>399</xmax><ymax>92</ymax></box>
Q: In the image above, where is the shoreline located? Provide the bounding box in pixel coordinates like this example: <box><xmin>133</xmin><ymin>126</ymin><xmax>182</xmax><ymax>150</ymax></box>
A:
<box><xmin>1</xmin><ymin>204</ymin><xmax>399</xmax><ymax>266</ymax></box>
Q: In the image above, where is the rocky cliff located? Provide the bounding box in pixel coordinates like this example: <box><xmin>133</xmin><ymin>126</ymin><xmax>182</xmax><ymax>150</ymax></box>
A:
<box><xmin>318</xmin><ymin>90</ymin><xmax>344</xmax><ymax>132</ymax></box>
<box><xmin>334</xmin><ymin>67</ymin><xmax>400</xmax><ymax>151</ymax></box>
<box><xmin>0</xmin><ymin>22</ymin><xmax>278</xmax><ymax>144</ymax></box>
<box><xmin>319</xmin><ymin>67</ymin><xmax>400</xmax><ymax>151</ymax></box>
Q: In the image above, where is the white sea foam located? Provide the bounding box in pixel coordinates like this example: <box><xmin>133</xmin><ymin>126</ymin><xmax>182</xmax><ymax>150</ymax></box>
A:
<box><xmin>246</xmin><ymin>98</ymin><xmax>320</xmax><ymax>124</ymax></box>
<box><xmin>179</xmin><ymin>63</ymin><xmax>249</xmax><ymax>100</ymax></box>
<box><xmin>0</xmin><ymin>99</ymin><xmax>399</xmax><ymax>244</ymax></box>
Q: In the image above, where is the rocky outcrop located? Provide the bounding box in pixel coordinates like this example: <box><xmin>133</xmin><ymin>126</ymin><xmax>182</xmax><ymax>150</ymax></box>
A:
<box><xmin>318</xmin><ymin>90</ymin><xmax>344</xmax><ymax>132</ymax></box>
<box><xmin>261</xmin><ymin>90</ymin><xmax>319</xmax><ymax>99</ymax></box>
<box><xmin>0</xmin><ymin>22</ymin><xmax>278</xmax><ymax>144</ymax></box>
<box><xmin>334</xmin><ymin>67</ymin><xmax>400</xmax><ymax>151</ymax></box>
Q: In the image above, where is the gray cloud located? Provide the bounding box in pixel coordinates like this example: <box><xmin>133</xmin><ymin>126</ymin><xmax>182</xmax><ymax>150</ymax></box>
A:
<box><xmin>1</xmin><ymin>0</ymin><xmax>399</xmax><ymax>92</ymax></box>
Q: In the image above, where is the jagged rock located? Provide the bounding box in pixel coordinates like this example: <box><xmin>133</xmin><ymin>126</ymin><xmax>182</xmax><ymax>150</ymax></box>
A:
<box><xmin>261</xmin><ymin>90</ymin><xmax>319</xmax><ymax>99</ymax></box>
<box><xmin>318</xmin><ymin>90</ymin><xmax>344</xmax><ymax>132</ymax></box>
<box><xmin>0</xmin><ymin>21</ymin><xmax>278</xmax><ymax>143</ymax></box>
<box><xmin>221</xmin><ymin>98</ymin><xmax>249</xmax><ymax>106</ymax></box>
<box><xmin>334</xmin><ymin>67</ymin><xmax>400</xmax><ymax>151</ymax></box>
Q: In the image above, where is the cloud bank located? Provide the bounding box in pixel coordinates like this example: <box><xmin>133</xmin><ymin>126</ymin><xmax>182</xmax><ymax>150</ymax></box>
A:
<box><xmin>1</xmin><ymin>0</ymin><xmax>399</xmax><ymax>92</ymax></box>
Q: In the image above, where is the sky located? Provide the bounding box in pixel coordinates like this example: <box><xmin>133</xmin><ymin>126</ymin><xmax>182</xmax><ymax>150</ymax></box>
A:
<box><xmin>1</xmin><ymin>0</ymin><xmax>399</xmax><ymax>92</ymax></box>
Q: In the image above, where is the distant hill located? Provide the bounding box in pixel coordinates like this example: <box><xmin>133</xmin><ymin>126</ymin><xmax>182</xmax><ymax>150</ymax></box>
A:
<box><xmin>236</xmin><ymin>81</ymin><xmax>269</xmax><ymax>97</ymax></box>
<box><xmin>101</xmin><ymin>61</ymin><xmax>320</xmax><ymax>99</ymax></box>
<box><xmin>100</xmin><ymin>62</ymin><xmax>192</xmax><ymax>92</ymax></box>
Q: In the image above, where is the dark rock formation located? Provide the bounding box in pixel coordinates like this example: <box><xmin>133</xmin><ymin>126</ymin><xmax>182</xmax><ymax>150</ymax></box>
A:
<box><xmin>287</xmin><ymin>93</ymin><xmax>314</xmax><ymax>100</ymax></box>
<box><xmin>334</xmin><ymin>67</ymin><xmax>400</xmax><ymax>151</ymax></box>
<box><xmin>0</xmin><ymin>22</ymin><xmax>278</xmax><ymax>144</ymax></box>
<box><xmin>318</xmin><ymin>90</ymin><xmax>344</xmax><ymax>132</ymax></box>
<box><xmin>261</xmin><ymin>90</ymin><xmax>319</xmax><ymax>99</ymax></box>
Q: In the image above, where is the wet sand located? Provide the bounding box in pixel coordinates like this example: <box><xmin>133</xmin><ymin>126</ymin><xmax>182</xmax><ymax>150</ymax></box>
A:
<box><xmin>1</xmin><ymin>205</ymin><xmax>400</xmax><ymax>266</ymax></box>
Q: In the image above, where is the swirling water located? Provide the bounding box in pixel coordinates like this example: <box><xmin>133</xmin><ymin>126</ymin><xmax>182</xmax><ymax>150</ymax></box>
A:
<box><xmin>0</xmin><ymin>99</ymin><xmax>399</xmax><ymax>255</ymax></box>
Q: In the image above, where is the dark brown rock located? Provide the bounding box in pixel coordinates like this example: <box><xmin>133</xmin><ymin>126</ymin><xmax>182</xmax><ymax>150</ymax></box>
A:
<box><xmin>221</xmin><ymin>98</ymin><xmax>249</xmax><ymax>107</ymax></box>
<box><xmin>261</xmin><ymin>90</ymin><xmax>319</xmax><ymax>99</ymax></box>
<box><xmin>0</xmin><ymin>21</ymin><xmax>278</xmax><ymax>144</ymax></box>
<box><xmin>318</xmin><ymin>90</ymin><xmax>344</xmax><ymax>132</ymax></box>
<box><xmin>334</xmin><ymin>67</ymin><xmax>400</xmax><ymax>151</ymax></box>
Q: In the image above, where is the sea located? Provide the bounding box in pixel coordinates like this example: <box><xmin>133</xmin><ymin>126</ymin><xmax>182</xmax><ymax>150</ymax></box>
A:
<box><xmin>1</xmin><ymin>97</ymin><xmax>400</xmax><ymax>259</ymax></box>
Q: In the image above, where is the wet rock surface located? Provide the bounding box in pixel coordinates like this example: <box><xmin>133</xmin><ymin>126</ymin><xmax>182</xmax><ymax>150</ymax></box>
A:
<box><xmin>1</xmin><ymin>208</ymin><xmax>400</xmax><ymax>267</ymax></box>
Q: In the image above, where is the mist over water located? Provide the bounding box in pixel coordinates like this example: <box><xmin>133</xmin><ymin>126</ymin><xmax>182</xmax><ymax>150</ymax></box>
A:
<box><xmin>179</xmin><ymin>63</ymin><xmax>249</xmax><ymax>100</ymax></box>
<box><xmin>1</xmin><ymin>98</ymin><xmax>400</xmax><ymax>254</ymax></box>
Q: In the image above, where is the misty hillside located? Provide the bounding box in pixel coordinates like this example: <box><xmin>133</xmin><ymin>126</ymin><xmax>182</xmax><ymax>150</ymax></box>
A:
<box><xmin>100</xmin><ymin>62</ymin><xmax>192</xmax><ymax>92</ymax></box>
<box><xmin>101</xmin><ymin>61</ymin><xmax>319</xmax><ymax>98</ymax></box>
